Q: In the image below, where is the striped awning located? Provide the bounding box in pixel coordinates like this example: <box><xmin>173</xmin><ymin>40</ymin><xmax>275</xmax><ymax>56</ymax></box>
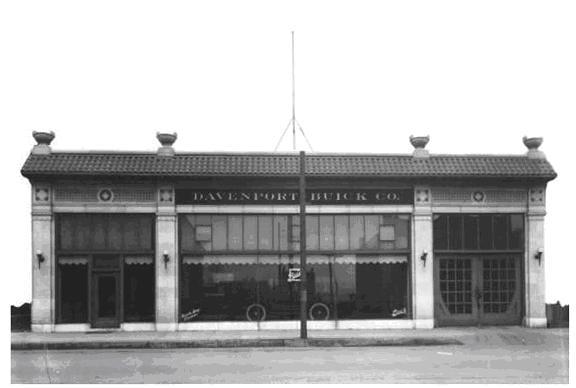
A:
<box><xmin>182</xmin><ymin>255</ymin><xmax>407</xmax><ymax>265</ymax></box>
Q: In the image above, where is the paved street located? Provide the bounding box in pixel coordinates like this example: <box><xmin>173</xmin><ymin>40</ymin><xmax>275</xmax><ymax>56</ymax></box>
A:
<box><xmin>11</xmin><ymin>329</ymin><xmax>568</xmax><ymax>383</ymax></box>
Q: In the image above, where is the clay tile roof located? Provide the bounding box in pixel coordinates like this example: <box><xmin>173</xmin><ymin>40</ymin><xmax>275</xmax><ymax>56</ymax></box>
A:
<box><xmin>20</xmin><ymin>152</ymin><xmax>557</xmax><ymax>181</ymax></box>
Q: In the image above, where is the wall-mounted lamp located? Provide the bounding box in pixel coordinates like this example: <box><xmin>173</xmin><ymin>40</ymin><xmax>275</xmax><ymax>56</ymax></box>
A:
<box><xmin>420</xmin><ymin>250</ymin><xmax>428</xmax><ymax>266</ymax></box>
<box><xmin>36</xmin><ymin>250</ymin><xmax>45</xmax><ymax>268</ymax></box>
<box><xmin>535</xmin><ymin>248</ymin><xmax>543</xmax><ymax>266</ymax></box>
<box><xmin>163</xmin><ymin>250</ymin><xmax>170</xmax><ymax>269</ymax></box>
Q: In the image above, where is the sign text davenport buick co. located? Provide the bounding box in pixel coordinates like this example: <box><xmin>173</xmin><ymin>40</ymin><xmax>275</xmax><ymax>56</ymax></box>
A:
<box><xmin>175</xmin><ymin>189</ymin><xmax>414</xmax><ymax>205</ymax></box>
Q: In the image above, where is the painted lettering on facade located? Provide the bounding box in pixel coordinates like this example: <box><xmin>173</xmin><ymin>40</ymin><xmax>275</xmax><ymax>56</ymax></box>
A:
<box><xmin>175</xmin><ymin>189</ymin><xmax>413</xmax><ymax>205</ymax></box>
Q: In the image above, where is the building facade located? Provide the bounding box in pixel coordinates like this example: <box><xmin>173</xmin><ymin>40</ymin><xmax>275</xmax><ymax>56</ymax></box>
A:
<box><xmin>21</xmin><ymin>132</ymin><xmax>556</xmax><ymax>332</ymax></box>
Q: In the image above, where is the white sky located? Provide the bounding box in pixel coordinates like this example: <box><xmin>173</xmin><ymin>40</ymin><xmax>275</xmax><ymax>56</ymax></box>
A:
<box><xmin>1</xmin><ymin>0</ymin><xmax>575</xmax><ymax>308</ymax></box>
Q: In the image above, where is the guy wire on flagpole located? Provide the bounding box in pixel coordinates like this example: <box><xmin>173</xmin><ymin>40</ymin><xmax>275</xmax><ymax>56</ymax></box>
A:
<box><xmin>273</xmin><ymin>31</ymin><xmax>313</xmax><ymax>152</ymax></box>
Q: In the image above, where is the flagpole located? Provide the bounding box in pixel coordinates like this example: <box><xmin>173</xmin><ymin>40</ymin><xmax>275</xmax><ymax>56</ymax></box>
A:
<box><xmin>299</xmin><ymin>150</ymin><xmax>307</xmax><ymax>339</ymax></box>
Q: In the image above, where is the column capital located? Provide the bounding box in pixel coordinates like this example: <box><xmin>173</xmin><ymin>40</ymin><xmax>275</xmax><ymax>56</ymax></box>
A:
<box><xmin>31</xmin><ymin>211</ymin><xmax>53</xmax><ymax>219</ymax></box>
<box><xmin>156</xmin><ymin>212</ymin><xmax>177</xmax><ymax>220</ymax></box>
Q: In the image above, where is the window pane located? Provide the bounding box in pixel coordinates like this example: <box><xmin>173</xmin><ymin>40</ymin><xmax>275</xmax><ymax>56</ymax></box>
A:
<box><xmin>319</xmin><ymin>216</ymin><xmax>335</xmax><ymax>250</ymax></box>
<box><xmin>93</xmin><ymin>215</ymin><xmax>107</xmax><ymax>250</ymax></box>
<box><xmin>179</xmin><ymin>263</ymin><xmax>260</xmax><ymax>321</ymax></box>
<box><xmin>335</xmin><ymin>261</ymin><xmax>407</xmax><ymax>319</ymax></box>
<box><xmin>243</xmin><ymin>216</ymin><xmax>257</xmax><ymax>250</ymax></box>
<box><xmin>395</xmin><ymin>216</ymin><xmax>409</xmax><ymax>249</ymax></box>
<box><xmin>349</xmin><ymin>215</ymin><xmax>364</xmax><ymax>250</ymax></box>
<box><xmin>59</xmin><ymin>264</ymin><xmax>88</xmax><ymax>323</ymax></box>
<box><xmin>227</xmin><ymin>216</ymin><xmax>243</xmax><ymax>250</ymax></box>
<box><xmin>123</xmin><ymin>215</ymin><xmax>140</xmax><ymax>250</ymax></box>
<box><xmin>108</xmin><ymin>215</ymin><xmax>123</xmax><ymax>250</ymax></box>
<box><xmin>306</xmin><ymin>216</ymin><xmax>319</xmax><ymax>250</ymax></box>
<box><xmin>137</xmin><ymin>215</ymin><xmax>153</xmax><ymax>251</ymax></box>
<box><xmin>212</xmin><ymin>215</ymin><xmax>227</xmax><ymax>250</ymax></box>
<box><xmin>59</xmin><ymin>216</ymin><xmax>75</xmax><ymax>251</ymax></box>
<box><xmin>509</xmin><ymin>215</ymin><xmax>524</xmax><ymax>250</ymax></box>
<box><xmin>463</xmin><ymin>215</ymin><xmax>479</xmax><ymax>250</ymax></box>
<box><xmin>334</xmin><ymin>216</ymin><xmax>349</xmax><ymax>250</ymax></box>
<box><xmin>448</xmin><ymin>215</ymin><xmax>463</xmax><ymax>250</ymax></box>
<box><xmin>258</xmin><ymin>216</ymin><xmax>273</xmax><ymax>250</ymax></box>
<box><xmin>493</xmin><ymin>215</ymin><xmax>507</xmax><ymax>249</ymax></box>
<box><xmin>259</xmin><ymin>263</ymin><xmax>299</xmax><ymax>320</ymax></box>
<box><xmin>290</xmin><ymin>216</ymin><xmax>300</xmax><ymax>251</ymax></box>
<box><xmin>75</xmin><ymin>214</ymin><xmax>93</xmax><ymax>250</ymax></box>
<box><xmin>364</xmin><ymin>216</ymin><xmax>379</xmax><ymax>249</ymax></box>
<box><xmin>180</xmin><ymin>215</ymin><xmax>197</xmax><ymax>251</ymax></box>
<box><xmin>307</xmin><ymin>264</ymin><xmax>333</xmax><ymax>320</ymax></box>
<box><xmin>479</xmin><ymin>215</ymin><xmax>493</xmax><ymax>250</ymax></box>
<box><xmin>433</xmin><ymin>215</ymin><xmax>448</xmax><ymax>250</ymax></box>
<box><xmin>123</xmin><ymin>262</ymin><xmax>154</xmax><ymax>322</ymax></box>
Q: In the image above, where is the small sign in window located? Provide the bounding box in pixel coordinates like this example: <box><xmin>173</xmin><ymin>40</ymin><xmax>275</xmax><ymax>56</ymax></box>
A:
<box><xmin>195</xmin><ymin>225</ymin><xmax>212</xmax><ymax>242</ymax></box>
<box><xmin>379</xmin><ymin>225</ymin><xmax>396</xmax><ymax>241</ymax></box>
<box><xmin>288</xmin><ymin>268</ymin><xmax>302</xmax><ymax>282</ymax></box>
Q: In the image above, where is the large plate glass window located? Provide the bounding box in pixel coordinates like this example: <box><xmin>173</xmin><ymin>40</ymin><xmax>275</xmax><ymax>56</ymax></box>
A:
<box><xmin>179</xmin><ymin>214</ymin><xmax>411</xmax><ymax>322</ymax></box>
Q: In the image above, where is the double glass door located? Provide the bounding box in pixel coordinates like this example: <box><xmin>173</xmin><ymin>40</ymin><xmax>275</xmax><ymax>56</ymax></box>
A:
<box><xmin>434</xmin><ymin>255</ymin><xmax>522</xmax><ymax>326</ymax></box>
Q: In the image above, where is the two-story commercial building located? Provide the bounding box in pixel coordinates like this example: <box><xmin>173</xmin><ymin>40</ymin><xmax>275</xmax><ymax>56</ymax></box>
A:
<box><xmin>21</xmin><ymin>131</ymin><xmax>556</xmax><ymax>332</ymax></box>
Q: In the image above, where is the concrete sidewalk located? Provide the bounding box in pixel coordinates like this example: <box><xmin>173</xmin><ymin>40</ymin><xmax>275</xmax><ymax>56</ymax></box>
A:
<box><xmin>11</xmin><ymin>327</ymin><xmax>567</xmax><ymax>350</ymax></box>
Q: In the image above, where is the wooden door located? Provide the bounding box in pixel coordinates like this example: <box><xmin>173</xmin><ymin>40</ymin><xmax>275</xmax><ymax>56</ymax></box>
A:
<box><xmin>92</xmin><ymin>272</ymin><xmax>121</xmax><ymax>328</ymax></box>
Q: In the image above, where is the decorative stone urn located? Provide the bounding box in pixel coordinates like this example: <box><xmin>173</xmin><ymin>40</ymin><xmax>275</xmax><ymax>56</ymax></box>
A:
<box><xmin>523</xmin><ymin>136</ymin><xmax>545</xmax><ymax>159</ymax></box>
<box><xmin>31</xmin><ymin>131</ymin><xmax>55</xmax><ymax>155</ymax></box>
<box><xmin>410</xmin><ymin>135</ymin><xmax>430</xmax><ymax>158</ymax></box>
<box><xmin>32</xmin><ymin>131</ymin><xmax>55</xmax><ymax>145</ymax></box>
<box><xmin>523</xmin><ymin>136</ymin><xmax>543</xmax><ymax>150</ymax></box>
<box><xmin>156</xmin><ymin>132</ymin><xmax>177</xmax><ymax>156</ymax></box>
<box><xmin>409</xmin><ymin>135</ymin><xmax>430</xmax><ymax>149</ymax></box>
<box><xmin>156</xmin><ymin>132</ymin><xmax>177</xmax><ymax>147</ymax></box>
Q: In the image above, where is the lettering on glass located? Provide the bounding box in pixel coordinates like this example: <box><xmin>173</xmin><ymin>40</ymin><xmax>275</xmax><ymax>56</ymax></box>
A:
<box><xmin>176</xmin><ymin>189</ymin><xmax>413</xmax><ymax>205</ymax></box>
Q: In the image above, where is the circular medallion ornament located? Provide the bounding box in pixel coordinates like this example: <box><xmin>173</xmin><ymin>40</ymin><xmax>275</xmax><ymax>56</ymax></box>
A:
<box><xmin>472</xmin><ymin>191</ymin><xmax>485</xmax><ymax>202</ymax></box>
<box><xmin>309</xmin><ymin>302</ymin><xmax>330</xmax><ymax>320</ymax></box>
<box><xmin>246</xmin><ymin>304</ymin><xmax>266</xmax><ymax>321</ymax></box>
<box><xmin>98</xmin><ymin>188</ymin><xmax>114</xmax><ymax>202</ymax></box>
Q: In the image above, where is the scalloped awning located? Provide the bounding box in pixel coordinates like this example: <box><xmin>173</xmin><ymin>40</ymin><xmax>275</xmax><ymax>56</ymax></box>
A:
<box><xmin>58</xmin><ymin>257</ymin><xmax>89</xmax><ymax>265</ymax></box>
<box><xmin>182</xmin><ymin>255</ymin><xmax>407</xmax><ymax>265</ymax></box>
<box><xmin>125</xmin><ymin>256</ymin><xmax>154</xmax><ymax>265</ymax></box>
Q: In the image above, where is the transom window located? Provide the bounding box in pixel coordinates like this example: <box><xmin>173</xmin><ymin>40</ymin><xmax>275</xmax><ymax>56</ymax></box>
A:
<box><xmin>179</xmin><ymin>214</ymin><xmax>410</xmax><ymax>253</ymax></box>
<box><xmin>433</xmin><ymin>214</ymin><xmax>524</xmax><ymax>251</ymax></box>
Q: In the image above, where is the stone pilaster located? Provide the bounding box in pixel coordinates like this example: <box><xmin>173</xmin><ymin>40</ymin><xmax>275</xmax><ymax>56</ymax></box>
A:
<box><xmin>412</xmin><ymin>186</ymin><xmax>434</xmax><ymax>328</ymax></box>
<box><xmin>156</xmin><ymin>186</ymin><xmax>178</xmax><ymax>331</ymax></box>
<box><xmin>31</xmin><ymin>183</ymin><xmax>54</xmax><ymax>332</ymax></box>
<box><xmin>524</xmin><ymin>186</ymin><xmax>547</xmax><ymax>328</ymax></box>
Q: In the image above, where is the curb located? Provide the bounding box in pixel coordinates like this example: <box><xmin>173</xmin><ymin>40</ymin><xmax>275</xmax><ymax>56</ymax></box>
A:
<box><xmin>12</xmin><ymin>337</ymin><xmax>462</xmax><ymax>350</ymax></box>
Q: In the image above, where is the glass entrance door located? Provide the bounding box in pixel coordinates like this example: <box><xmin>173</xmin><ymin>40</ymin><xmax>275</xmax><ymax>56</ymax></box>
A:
<box><xmin>434</xmin><ymin>256</ymin><xmax>522</xmax><ymax>326</ymax></box>
<box><xmin>92</xmin><ymin>272</ymin><xmax>121</xmax><ymax>328</ymax></box>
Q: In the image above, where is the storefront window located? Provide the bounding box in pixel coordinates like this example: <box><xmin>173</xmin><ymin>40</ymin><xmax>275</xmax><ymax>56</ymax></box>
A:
<box><xmin>179</xmin><ymin>255</ymin><xmax>408</xmax><ymax>322</ymax></box>
<box><xmin>56</xmin><ymin>214</ymin><xmax>155</xmax><ymax>325</ymax></box>
<box><xmin>179</xmin><ymin>214</ymin><xmax>411</xmax><ymax>323</ymax></box>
